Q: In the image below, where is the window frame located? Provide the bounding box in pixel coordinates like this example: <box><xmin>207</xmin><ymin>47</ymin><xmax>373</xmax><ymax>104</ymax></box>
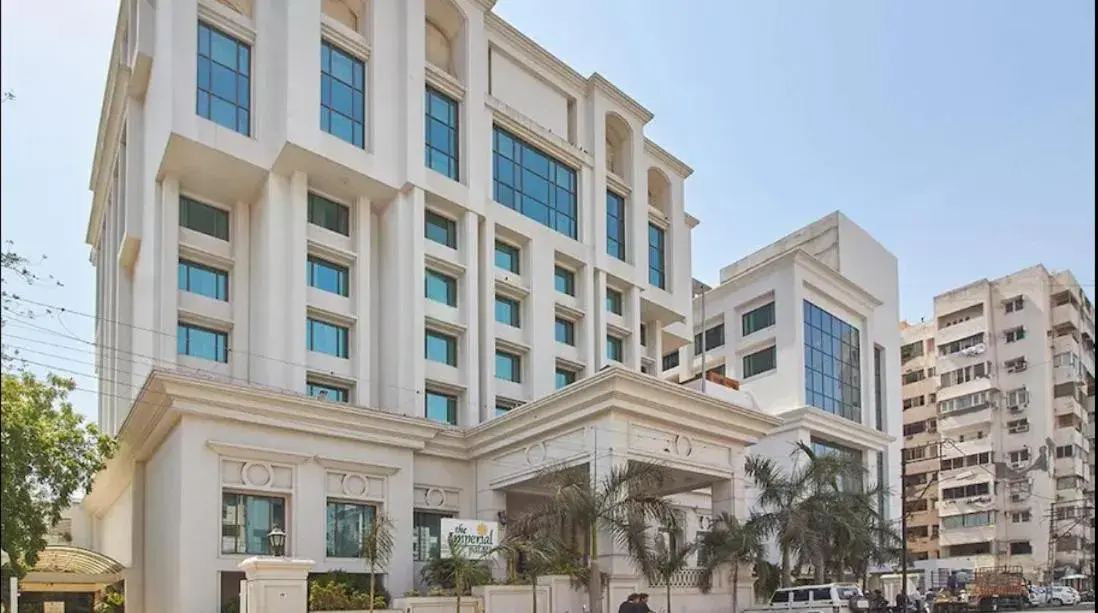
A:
<box><xmin>320</xmin><ymin>39</ymin><xmax>366</xmax><ymax>148</ymax></box>
<box><xmin>424</xmin><ymin>390</ymin><xmax>458</xmax><ymax>425</ymax></box>
<box><xmin>494</xmin><ymin>241</ymin><xmax>521</xmax><ymax>274</ymax></box>
<box><xmin>425</xmin><ymin>86</ymin><xmax>460</xmax><ymax>180</ymax></box>
<box><xmin>326</xmin><ymin>500</ymin><xmax>376</xmax><ymax>558</ymax></box>
<box><xmin>425</xmin><ymin>268</ymin><xmax>458</xmax><ymax>307</ymax></box>
<box><xmin>492</xmin><ymin>125</ymin><xmax>578</xmax><ymax>239</ymax></box>
<box><xmin>606</xmin><ymin>190</ymin><xmax>626</xmax><ymax>260</ymax></box>
<box><xmin>307</xmin><ymin>255</ymin><xmax>350</xmax><ymax>297</ymax></box>
<box><xmin>197</xmin><ymin>21</ymin><xmax>252</xmax><ymax>136</ymax></box>
<box><xmin>177</xmin><ymin>322</ymin><xmax>229</xmax><ymax>363</ymax></box>
<box><xmin>555</xmin><ymin>317</ymin><xmax>576</xmax><ymax>346</ymax></box>
<box><xmin>413</xmin><ymin>510</ymin><xmax>455</xmax><ymax>561</ymax></box>
<box><xmin>425</xmin><ymin>329</ymin><xmax>458</xmax><ymax>366</ymax></box>
<box><xmin>555</xmin><ymin>367</ymin><xmax>577</xmax><ymax>389</ymax></box>
<box><xmin>606</xmin><ymin>288</ymin><xmax>624</xmax><ymax>315</ymax></box>
<box><xmin>554</xmin><ymin>266</ymin><xmax>576</xmax><ymax>296</ymax></box>
<box><xmin>495</xmin><ymin>350</ymin><xmax>523</xmax><ymax>383</ymax></box>
<box><xmin>306</xmin><ymin>317</ymin><xmax>350</xmax><ymax>358</ymax></box>
<box><xmin>742</xmin><ymin>302</ymin><xmax>776</xmax><ymax>336</ymax></box>
<box><xmin>307</xmin><ymin>192</ymin><xmax>351</xmax><ymax>236</ymax></box>
<box><xmin>424</xmin><ymin>210</ymin><xmax>458</xmax><ymax>249</ymax></box>
<box><xmin>742</xmin><ymin>345</ymin><xmax>777</xmax><ymax>379</ymax></box>
<box><xmin>307</xmin><ymin>381</ymin><xmax>350</xmax><ymax>402</ymax></box>
<box><xmin>179</xmin><ymin>195</ymin><xmax>230</xmax><ymax>241</ymax></box>
<box><xmin>606</xmin><ymin>335</ymin><xmax>624</xmax><ymax>362</ymax></box>
<box><xmin>178</xmin><ymin>259</ymin><xmax>230</xmax><ymax>301</ymax></box>
<box><xmin>494</xmin><ymin>295</ymin><xmax>521</xmax><ymax>327</ymax></box>
<box><xmin>648</xmin><ymin>222</ymin><xmax>666</xmax><ymax>289</ymax></box>
<box><xmin>221</xmin><ymin>491</ymin><xmax>286</xmax><ymax>555</ymax></box>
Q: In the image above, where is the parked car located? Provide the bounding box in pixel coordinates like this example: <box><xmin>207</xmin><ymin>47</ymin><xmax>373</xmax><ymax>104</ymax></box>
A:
<box><xmin>1046</xmin><ymin>585</ymin><xmax>1080</xmax><ymax>606</ymax></box>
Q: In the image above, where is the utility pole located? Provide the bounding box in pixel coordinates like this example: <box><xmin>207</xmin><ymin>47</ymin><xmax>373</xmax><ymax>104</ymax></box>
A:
<box><xmin>899</xmin><ymin>440</ymin><xmax>945</xmax><ymax>595</ymax></box>
<box><xmin>1047</xmin><ymin>501</ymin><xmax>1058</xmax><ymax>585</ymax></box>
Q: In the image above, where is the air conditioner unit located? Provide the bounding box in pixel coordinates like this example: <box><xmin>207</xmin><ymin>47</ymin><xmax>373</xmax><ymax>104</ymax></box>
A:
<box><xmin>1010</xmin><ymin>460</ymin><xmax>1027</xmax><ymax>470</ymax></box>
<box><xmin>1010</xmin><ymin>493</ymin><xmax>1026</xmax><ymax>502</ymax></box>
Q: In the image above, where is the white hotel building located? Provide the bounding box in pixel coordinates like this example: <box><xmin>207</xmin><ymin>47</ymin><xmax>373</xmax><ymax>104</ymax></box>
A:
<box><xmin>71</xmin><ymin>0</ymin><xmax>782</xmax><ymax>611</ymax></box>
<box><xmin>662</xmin><ymin>213</ymin><xmax>904</xmax><ymax>528</ymax></box>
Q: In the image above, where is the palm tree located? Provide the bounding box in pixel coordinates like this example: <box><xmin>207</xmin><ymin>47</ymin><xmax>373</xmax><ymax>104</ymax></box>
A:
<box><xmin>361</xmin><ymin>512</ymin><xmax>395</xmax><ymax>613</ymax></box>
<box><xmin>524</xmin><ymin>461</ymin><xmax>677</xmax><ymax>613</ymax></box>
<box><xmin>489</xmin><ymin>522</ymin><xmax>572</xmax><ymax>613</ymax></box>
<box><xmin>420</xmin><ymin>534</ymin><xmax>493</xmax><ymax>613</ymax></box>
<box><xmin>746</xmin><ymin>441</ymin><xmax>870</xmax><ymax>586</ymax></box>
<box><xmin>698</xmin><ymin>513</ymin><xmax>766</xmax><ymax>613</ymax></box>
<box><xmin>638</xmin><ymin>522</ymin><xmax>697</xmax><ymax>613</ymax></box>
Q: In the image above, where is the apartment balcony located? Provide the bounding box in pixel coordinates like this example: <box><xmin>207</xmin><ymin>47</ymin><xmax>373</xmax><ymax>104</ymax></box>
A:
<box><xmin>936</xmin><ymin>375</ymin><xmax>995</xmax><ymax>404</ymax></box>
<box><xmin>1053</xmin><ymin>303</ymin><xmax>1082</xmax><ymax>332</ymax></box>
<box><xmin>1054</xmin><ymin>456</ymin><xmax>1088</xmax><ymax>477</ymax></box>
<box><xmin>936</xmin><ymin>346</ymin><xmax>991</xmax><ymax>377</ymax></box>
<box><xmin>936</xmin><ymin>316</ymin><xmax>987</xmax><ymax>347</ymax></box>
<box><xmin>905</xmin><ymin>454</ymin><xmax>941</xmax><ymax>475</ymax></box>
<box><xmin>904</xmin><ymin>400</ymin><xmax>938</xmax><ymax>422</ymax></box>
<box><xmin>1054</xmin><ymin>427</ymin><xmax>1086</xmax><ymax>448</ymax></box>
<box><xmin>941</xmin><ymin>437</ymin><xmax>994</xmax><ymax>461</ymax></box>
<box><xmin>938</xmin><ymin>524</ymin><xmax>996</xmax><ymax>547</ymax></box>
<box><xmin>939</xmin><ymin>405</ymin><xmax>994</xmax><ymax>432</ymax></box>
<box><xmin>1054</xmin><ymin>394</ymin><xmax>1086</xmax><ymax>419</ymax></box>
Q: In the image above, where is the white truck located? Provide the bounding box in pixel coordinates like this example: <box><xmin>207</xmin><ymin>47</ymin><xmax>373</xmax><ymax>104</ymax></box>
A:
<box><xmin>743</xmin><ymin>583</ymin><xmax>872</xmax><ymax>613</ymax></box>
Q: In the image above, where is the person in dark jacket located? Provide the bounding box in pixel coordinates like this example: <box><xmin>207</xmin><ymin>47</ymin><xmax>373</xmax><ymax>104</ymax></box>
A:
<box><xmin>636</xmin><ymin>593</ymin><xmax>653</xmax><ymax>612</ymax></box>
<box><xmin>618</xmin><ymin>593</ymin><xmax>639</xmax><ymax>613</ymax></box>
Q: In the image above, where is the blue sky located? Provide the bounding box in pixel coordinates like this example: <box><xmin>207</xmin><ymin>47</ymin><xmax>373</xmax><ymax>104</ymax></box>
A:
<box><xmin>1</xmin><ymin>0</ymin><xmax>1093</xmax><ymax>422</ymax></box>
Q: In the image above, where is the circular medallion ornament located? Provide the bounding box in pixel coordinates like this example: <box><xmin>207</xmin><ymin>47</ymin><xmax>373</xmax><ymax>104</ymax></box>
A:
<box><xmin>524</xmin><ymin>442</ymin><xmax>548</xmax><ymax>465</ymax></box>
<box><xmin>425</xmin><ymin>487</ymin><xmax>447</xmax><ymax>507</ymax></box>
<box><xmin>242</xmin><ymin>462</ymin><xmax>273</xmax><ymax>487</ymax></box>
<box><xmin>342</xmin><ymin>473</ymin><xmax>369</xmax><ymax>497</ymax></box>
<box><xmin>673</xmin><ymin>435</ymin><xmax>694</xmax><ymax>457</ymax></box>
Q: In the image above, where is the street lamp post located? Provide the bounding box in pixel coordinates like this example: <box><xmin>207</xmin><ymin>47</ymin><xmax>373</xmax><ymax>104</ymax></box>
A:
<box><xmin>267</xmin><ymin>525</ymin><xmax>287</xmax><ymax>557</ymax></box>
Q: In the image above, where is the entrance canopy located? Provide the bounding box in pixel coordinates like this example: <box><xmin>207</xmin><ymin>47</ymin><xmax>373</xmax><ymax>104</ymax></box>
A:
<box><xmin>19</xmin><ymin>546</ymin><xmax>125</xmax><ymax>593</ymax></box>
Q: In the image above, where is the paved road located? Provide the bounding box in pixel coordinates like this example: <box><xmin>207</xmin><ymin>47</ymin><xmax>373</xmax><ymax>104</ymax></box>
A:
<box><xmin>1059</xmin><ymin>604</ymin><xmax>1096</xmax><ymax>611</ymax></box>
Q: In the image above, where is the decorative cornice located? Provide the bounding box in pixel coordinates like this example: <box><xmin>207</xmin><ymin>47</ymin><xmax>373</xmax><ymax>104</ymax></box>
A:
<box><xmin>484</xmin><ymin>12</ymin><xmax>586</xmax><ymax>94</ymax></box>
<box><xmin>206</xmin><ymin>441</ymin><xmax>313</xmax><ymax>465</ymax></box>
<box><xmin>487</xmin><ymin>95</ymin><xmax>592</xmax><ymax>169</ymax></box>
<box><xmin>767</xmin><ymin>405</ymin><xmax>895</xmax><ymax>451</ymax></box>
<box><xmin>588</xmin><ymin>73</ymin><xmax>653</xmax><ymax>125</ymax></box>
<box><xmin>685</xmin><ymin>213</ymin><xmax>701</xmax><ymax>229</ymax></box>
<box><xmin>644</xmin><ymin>139</ymin><xmax>693</xmax><ymax>179</ymax></box>
<box><xmin>313</xmin><ymin>455</ymin><xmax>402</xmax><ymax>475</ymax></box>
<box><xmin>86</xmin><ymin>2</ymin><xmax>130</xmax><ymax>247</ymax></box>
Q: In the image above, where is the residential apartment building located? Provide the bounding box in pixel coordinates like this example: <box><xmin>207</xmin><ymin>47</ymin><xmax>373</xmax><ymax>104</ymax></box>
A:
<box><xmin>899</xmin><ymin>265</ymin><xmax>1095</xmax><ymax>581</ymax></box>
<box><xmin>662</xmin><ymin>212</ymin><xmax>904</xmax><ymax>536</ymax></box>
<box><xmin>71</xmin><ymin>1</ymin><xmax>780</xmax><ymax>611</ymax></box>
<box><xmin>899</xmin><ymin>320</ymin><xmax>940</xmax><ymax>562</ymax></box>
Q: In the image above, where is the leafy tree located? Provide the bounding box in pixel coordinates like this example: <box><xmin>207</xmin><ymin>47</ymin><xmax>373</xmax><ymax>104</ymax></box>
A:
<box><xmin>361</xmin><ymin>512</ymin><xmax>395</xmax><ymax>613</ymax></box>
<box><xmin>637</xmin><ymin>522</ymin><xmax>697</xmax><ymax>613</ymax></box>
<box><xmin>1</xmin><ymin>372</ymin><xmax>115</xmax><ymax>576</ymax></box>
<box><xmin>522</xmin><ymin>461</ymin><xmax>677</xmax><ymax>613</ymax></box>
<box><xmin>420</xmin><ymin>533</ymin><xmax>493</xmax><ymax>613</ymax></box>
<box><xmin>494</xmin><ymin>514</ymin><xmax>578</xmax><ymax>613</ymax></box>
<box><xmin>698</xmin><ymin>513</ymin><xmax>767</xmax><ymax>613</ymax></box>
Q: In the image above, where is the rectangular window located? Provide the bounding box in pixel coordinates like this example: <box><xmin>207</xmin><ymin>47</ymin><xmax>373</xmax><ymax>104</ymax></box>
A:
<box><xmin>874</xmin><ymin>346</ymin><xmax>885</xmax><ymax>433</ymax></box>
<box><xmin>413</xmin><ymin>510</ymin><xmax>454</xmax><ymax>561</ymax></box>
<box><xmin>648</xmin><ymin>223</ymin><xmax>666</xmax><ymax>289</ymax></box>
<box><xmin>221</xmin><ymin>492</ymin><xmax>285</xmax><ymax>555</ymax></box>
<box><xmin>555</xmin><ymin>318</ymin><xmax>575</xmax><ymax>345</ymax></box>
<box><xmin>494</xmin><ymin>241</ymin><xmax>520</xmax><ymax>273</ymax></box>
<box><xmin>495</xmin><ymin>403</ymin><xmax>514</xmax><ymax>418</ymax></box>
<box><xmin>197</xmin><ymin>22</ymin><xmax>251</xmax><ymax>135</ymax></box>
<box><xmin>308</xmin><ymin>193</ymin><xmax>350</xmax><ymax>236</ymax></box>
<box><xmin>640</xmin><ymin>324</ymin><xmax>648</xmax><ymax>347</ymax></box>
<box><xmin>662</xmin><ymin>350</ymin><xmax>680</xmax><ymax>371</ymax></box>
<box><xmin>555</xmin><ymin>368</ymin><xmax>577</xmax><ymax>390</ymax></box>
<box><xmin>495</xmin><ymin>295</ymin><xmax>520</xmax><ymax>327</ymax></box>
<box><xmin>307</xmin><ymin>256</ymin><xmax>349</xmax><ymax>297</ymax></box>
<box><xmin>1004</xmin><ymin>326</ymin><xmax>1025</xmax><ymax>343</ymax></box>
<box><xmin>554</xmin><ymin>266</ymin><xmax>575</xmax><ymax>296</ymax></box>
<box><xmin>179</xmin><ymin>195</ymin><xmax>230</xmax><ymax>240</ymax></box>
<box><xmin>492</xmin><ymin>126</ymin><xmax>577</xmax><ymax>239</ymax></box>
<box><xmin>811</xmin><ymin>438</ymin><xmax>864</xmax><ymax>492</ymax></box>
<box><xmin>177</xmin><ymin>322</ymin><xmax>229</xmax><ymax>363</ymax></box>
<box><xmin>495</xmin><ymin>351</ymin><xmax>522</xmax><ymax>382</ymax></box>
<box><xmin>694</xmin><ymin>324</ymin><xmax>725</xmax><ymax>355</ymax></box>
<box><xmin>326</xmin><ymin>501</ymin><xmax>375</xmax><ymax>558</ymax></box>
<box><xmin>606</xmin><ymin>336</ymin><xmax>624</xmax><ymax>362</ymax></box>
<box><xmin>320</xmin><ymin>40</ymin><xmax>365</xmax><ymax>148</ymax></box>
<box><xmin>803</xmin><ymin>301</ymin><xmax>862</xmax><ymax>422</ymax></box>
<box><xmin>606</xmin><ymin>288</ymin><xmax>624</xmax><ymax>315</ymax></box>
<box><xmin>742</xmin><ymin>302</ymin><xmax>776</xmax><ymax>336</ymax></box>
<box><xmin>308</xmin><ymin>381</ymin><xmax>349</xmax><ymax>402</ymax></box>
<box><xmin>307</xmin><ymin>318</ymin><xmax>349</xmax><ymax>358</ymax></box>
<box><xmin>425</xmin><ymin>269</ymin><xmax>457</xmax><ymax>306</ymax></box>
<box><xmin>425</xmin><ymin>86</ymin><xmax>459</xmax><ymax>179</ymax></box>
<box><xmin>425</xmin><ymin>329</ymin><xmax>458</xmax><ymax>366</ymax></box>
<box><xmin>425</xmin><ymin>390</ymin><xmax>457</xmax><ymax>425</ymax></box>
<box><xmin>743</xmin><ymin>346</ymin><xmax>776</xmax><ymax>378</ymax></box>
<box><xmin>424</xmin><ymin>211</ymin><xmax>457</xmax><ymax>248</ymax></box>
<box><xmin>178</xmin><ymin>259</ymin><xmax>229</xmax><ymax>301</ymax></box>
<box><xmin>606</xmin><ymin>191</ymin><xmax>626</xmax><ymax>260</ymax></box>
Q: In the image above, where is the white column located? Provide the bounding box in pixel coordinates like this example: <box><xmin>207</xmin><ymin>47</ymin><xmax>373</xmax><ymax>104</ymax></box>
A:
<box><xmin>627</xmin><ymin>287</ymin><xmax>642</xmax><ymax>371</ymax></box>
<box><xmin>125</xmin><ymin>461</ymin><xmax>146</xmax><ymax>613</ymax></box>
<box><xmin>287</xmin><ymin>172</ymin><xmax>310</xmax><ymax>387</ymax></box>
<box><xmin>593</xmin><ymin>270</ymin><xmax>607</xmax><ymax>372</ymax></box>
<box><xmin>590</xmin><ymin>422</ymin><xmax>631</xmax><ymax>576</ymax></box>
<box><xmin>580</xmin><ymin>263</ymin><xmax>597</xmax><ymax>377</ymax></box>
<box><xmin>528</xmin><ymin>236</ymin><xmax>556</xmax><ymax>399</ymax></box>
<box><xmin>354</xmin><ymin>196</ymin><xmax>373</xmax><ymax>405</ymax></box>
<box><xmin>378</xmin><ymin>187</ymin><xmax>425</xmax><ymax>417</ymax></box>
<box><xmin>400</xmin><ymin>0</ymin><xmax>427</xmax><ymax>183</ymax></box>
<box><xmin>231</xmin><ymin>200</ymin><xmax>251</xmax><ymax>384</ymax></box>
<box><xmin>460</xmin><ymin>212</ymin><xmax>480</xmax><ymax>426</ymax></box>
<box><xmin>477</xmin><ymin>221</ymin><xmax>497</xmax><ymax>423</ymax></box>
<box><xmin>157</xmin><ymin>175</ymin><xmax>181</xmax><ymax>367</ymax></box>
<box><xmin>238</xmin><ymin>557</ymin><xmax>315</xmax><ymax>613</ymax></box>
<box><xmin>652</xmin><ymin>319</ymin><xmax>664</xmax><ymax>374</ymax></box>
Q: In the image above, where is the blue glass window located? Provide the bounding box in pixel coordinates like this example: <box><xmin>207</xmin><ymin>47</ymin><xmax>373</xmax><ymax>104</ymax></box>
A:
<box><xmin>811</xmin><ymin>437</ymin><xmax>864</xmax><ymax>491</ymax></box>
<box><xmin>495</xmin><ymin>351</ymin><xmax>522</xmax><ymax>382</ymax></box>
<box><xmin>425</xmin><ymin>330</ymin><xmax>457</xmax><ymax>366</ymax></box>
<box><xmin>804</xmin><ymin>301</ymin><xmax>862</xmax><ymax>422</ymax></box>
<box><xmin>606</xmin><ymin>288</ymin><xmax>623</xmax><ymax>315</ymax></box>
<box><xmin>648</xmin><ymin>223</ymin><xmax>666</xmax><ymax>289</ymax></box>
<box><xmin>307</xmin><ymin>318</ymin><xmax>349</xmax><ymax>358</ymax></box>
<box><xmin>606</xmin><ymin>336</ymin><xmax>624</xmax><ymax>362</ymax></box>
<box><xmin>178</xmin><ymin>259</ymin><xmax>229</xmax><ymax>301</ymax></box>
<box><xmin>308</xmin><ymin>256</ymin><xmax>349</xmax><ymax>297</ymax></box>
<box><xmin>179</xmin><ymin>196</ymin><xmax>229</xmax><ymax>240</ymax></box>
<box><xmin>425</xmin><ymin>269</ymin><xmax>457</xmax><ymax>306</ymax></box>
<box><xmin>495</xmin><ymin>404</ymin><xmax>512</xmax><ymax>418</ymax></box>
<box><xmin>495</xmin><ymin>296</ymin><xmax>520</xmax><ymax>327</ymax></box>
<box><xmin>743</xmin><ymin>346</ymin><xmax>776</xmax><ymax>378</ymax></box>
<box><xmin>554</xmin><ymin>266</ymin><xmax>575</xmax><ymax>296</ymax></box>
<box><xmin>555</xmin><ymin>368</ymin><xmax>577</xmax><ymax>390</ymax></box>
<box><xmin>326</xmin><ymin>501</ymin><xmax>375</xmax><ymax>558</ymax></box>
<box><xmin>555</xmin><ymin>318</ymin><xmax>575</xmax><ymax>346</ymax></box>
<box><xmin>197</xmin><ymin>22</ymin><xmax>251</xmax><ymax>135</ymax></box>
<box><xmin>308</xmin><ymin>193</ymin><xmax>350</xmax><ymax>236</ymax></box>
<box><xmin>320</xmin><ymin>40</ymin><xmax>365</xmax><ymax>148</ymax></box>
<box><xmin>308</xmin><ymin>381</ymin><xmax>349</xmax><ymax>402</ymax></box>
<box><xmin>606</xmin><ymin>191</ymin><xmax>626</xmax><ymax>260</ymax></box>
<box><xmin>742</xmin><ymin>302</ymin><xmax>776</xmax><ymax>336</ymax></box>
<box><xmin>492</xmin><ymin>126</ymin><xmax>577</xmax><ymax>239</ymax></box>
<box><xmin>495</xmin><ymin>241</ymin><xmax>520</xmax><ymax>273</ymax></box>
<box><xmin>425</xmin><ymin>86</ymin><xmax>459</xmax><ymax>180</ymax></box>
<box><xmin>425</xmin><ymin>211</ymin><xmax>457</xmax><ymax>248</ymax></box>
<box><xmin>177</xmin><ymin>322</ymin><xmax>228</xmax><ymax>362</ymax></box>
<box><xmin>221</xmin><ymin>493</ymin><xmax>285</xmax><ymax>554</ymax></box>
<box><xmin>425</xmin><ymin>391</ymin><xmax>457</xmax><ymax>425</ymax></box>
